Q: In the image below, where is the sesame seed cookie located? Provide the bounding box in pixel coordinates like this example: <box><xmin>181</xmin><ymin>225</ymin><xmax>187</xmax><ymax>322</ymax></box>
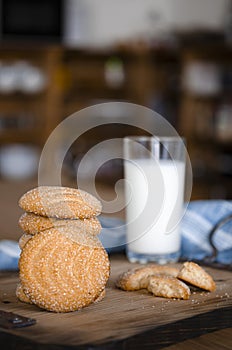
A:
<box><xmin>19</xmin><ymin>212</ymin><xmax>101</xmax><ymax>236</ymax></box>
<box><xmin>147</xmin><ymin>275</ymin><xmax>190</xmax><ymax>300</ymax></box>
<box><xmin>177</xmin><ymin>261</ymin><xmax>216</xmax><ymax>292</ymax></box>
<box><xmin>116</xmin><ymin>265</ymin><xmax>179</xmax><ymax>291</ymax></box>
<box><xmin>18</xmin><ymin>230</ymin><xmax>110</xmax><ymax>312</ymax></box>
<box><xmin>18</xmin><ymin>223</ymin><xmax>103</xmax><ymax>250</ymax></box>
<box><xmin>19</xmin><ymin>186</ymin><xmax>102</xmax><ymax>219</ymax></box>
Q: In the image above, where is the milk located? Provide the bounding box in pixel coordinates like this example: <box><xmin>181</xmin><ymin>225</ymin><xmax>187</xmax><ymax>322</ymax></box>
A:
<box><xmin>124</xmin><ymin>159</ymin><xmax>185</xmax><ymax>256</ymax></box>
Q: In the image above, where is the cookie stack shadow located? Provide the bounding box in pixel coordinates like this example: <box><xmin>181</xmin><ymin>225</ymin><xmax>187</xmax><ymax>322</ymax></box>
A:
<box><xmin>16</xmin><ymin>186</ymin><xmax>110</xmax><ymax>313</ymax></box>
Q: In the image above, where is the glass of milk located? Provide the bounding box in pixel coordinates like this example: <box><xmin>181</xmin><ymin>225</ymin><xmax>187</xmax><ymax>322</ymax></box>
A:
<box><xmin>123</xmin><ymin>136</ymin><xmax>186</xmax><ymax>264</ymax></box>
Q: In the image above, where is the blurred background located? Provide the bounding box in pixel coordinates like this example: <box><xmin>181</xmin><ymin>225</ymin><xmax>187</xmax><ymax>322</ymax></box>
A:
<box><xmin>0</xmin><ymin>0</ymin><xmax>232</xmax><ymax>239</ymax></box>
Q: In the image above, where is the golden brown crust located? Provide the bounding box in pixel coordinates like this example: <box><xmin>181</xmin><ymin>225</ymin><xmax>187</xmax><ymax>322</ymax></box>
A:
<box><xmin>18</xmin><ymin>186</ymin><xmax>102</xmax><ymax>219</ymax></box>
<box><xmin>147</xmin><ymin>275</ymin><xmax>190</xmax><ymax>300</ymax></box>
<box><xmin>177</xmin><ymin>261</ymin><xmax>216</xmax><ymax>292</ymax></box>
<box><xmin>116</xmin><ymin>265</ymin><xmax>179</xmax><ymax>291</ymax></box>
<box><xmin>18</xmin><ymin>224</ymin><xmax>105</xmax><ymax>250</ymax></box>
<box><xmin>19</xmin><ymin>212</ymin><xmax>101</xmax><ymax>236</ymax></box>
<box><xmin>18</xmin><ymin>230</ymin><xmax>110</xmax><ymax>312</ymax></box>
<box><xmin>43</xmin><ymin>226</ymin><xmax>104</xmax><ymax>248</ymax></box>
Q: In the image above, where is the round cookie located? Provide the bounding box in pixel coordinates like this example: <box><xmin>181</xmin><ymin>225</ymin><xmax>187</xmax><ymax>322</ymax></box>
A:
<box><xmin>19</xmin><ymin>212</ymin><xmax>101</xmax><ymax>236</ymax></box>
<box><xmin>18</xmin><ymin>230</ymin><xmax>110</xmax><ymax>312</ymax></box>
<box><xmin>19</xmin><ymin>186</ymin><xmax>102</xmax><ymax>219</ymax></box>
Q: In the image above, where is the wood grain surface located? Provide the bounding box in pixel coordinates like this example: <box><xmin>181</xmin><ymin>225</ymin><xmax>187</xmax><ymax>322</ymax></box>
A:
<box><xmin>0</xmin><ymin>254</ymin><xmax>232</xmax><ymax>349</ymax></box>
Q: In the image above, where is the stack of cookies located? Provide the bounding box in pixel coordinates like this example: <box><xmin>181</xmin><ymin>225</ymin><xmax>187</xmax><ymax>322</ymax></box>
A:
<box><xmin>16</xmin><ymin>186</ymin><xmax>110</xmax><ymax>313</ymax></box>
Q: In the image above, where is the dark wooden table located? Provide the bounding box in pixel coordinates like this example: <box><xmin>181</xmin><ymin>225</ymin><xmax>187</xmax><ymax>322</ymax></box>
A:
<box><xmin>0</xmin><ymin>180</ymin><xmax>231</xmax><ymax>349</ymax></box>
<box><xmin>0</xmin><ymin>254</ymin><xmax>231</xmax><ymax>349</ymax></box>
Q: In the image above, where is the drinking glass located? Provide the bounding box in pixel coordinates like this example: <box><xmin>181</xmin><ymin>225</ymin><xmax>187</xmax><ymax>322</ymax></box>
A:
<box><xmin>123</xmin><ymin>136</ymin><xmax>186</xmax><ymax>264</ymax></box>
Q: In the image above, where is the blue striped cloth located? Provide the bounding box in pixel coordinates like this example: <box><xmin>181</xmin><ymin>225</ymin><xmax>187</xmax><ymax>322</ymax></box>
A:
<box><xmin>0</xmin><ymin>200</ymin><xmax>232</xmax><ymax>270</ymax></box>
<box><xmin>181</xmin><ymin>200</ymin><xmax>232</xmax><ymax>264</ymax></box>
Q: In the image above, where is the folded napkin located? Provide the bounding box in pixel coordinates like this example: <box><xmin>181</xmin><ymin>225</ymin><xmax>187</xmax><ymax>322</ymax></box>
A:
<box><xmin>0</xmin><ymin>200</ymin><xmax>232</xmax><ymax>270</ymax></box>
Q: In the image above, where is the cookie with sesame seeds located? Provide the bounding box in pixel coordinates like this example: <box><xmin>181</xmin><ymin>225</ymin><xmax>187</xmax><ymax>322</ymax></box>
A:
<box><xmin>147</xmin><ymin>275</ymin><xmax>190</xmax><ymax>300</ymax></box>
<box><xmin>18</xmin><ymin>186</ymin><xmax>102</xmax><ymax>219</ymax></box>
<box><xmin>18</xmin><ymin>222</ymin><xmax>103</xmax><ymax>250</ymax></box>
<box><xmin>116</xmin><ymin>265</ymin><xmax>179</xmax><ymax>291</ymax></box>
<box><xmin>18</xmin><ymin>229</ymin><xmax>110</xmax><ymax>312</ymax></box>
<box><xmin>19</xmin><ymin>212</ymin><xmax>101</xmax><ymax>236</ymax></box>
<box><xmin>177</xmin><ymin>261</ymin><xmax>216</xmax><ymax>292</ymax></box>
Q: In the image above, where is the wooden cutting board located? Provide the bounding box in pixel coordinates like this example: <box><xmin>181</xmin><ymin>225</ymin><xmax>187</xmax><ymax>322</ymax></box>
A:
<box><xmin>0</xmin><ymin>254</ymin><xmax>232</xmax><ymax>349</ymax></box>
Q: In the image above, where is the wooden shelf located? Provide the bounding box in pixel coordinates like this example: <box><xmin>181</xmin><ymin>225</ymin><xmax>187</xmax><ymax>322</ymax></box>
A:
<box><xmin>0</xmin><ymin>46</ymin><xmax>63</xmax><ymax>145</ymax></box>
<box><xmin>0</xmin><ymin>129</ymin><xmax>43</xmax><ymax>143</ymax></box>
<box><xmin>0</xmin><ymin>42</ymin><xmax>230</xmax><ymax>199</ymax></box>
<box><xmin>179</xmin><ymin>44</ymin><xmax>232</xmax><ymax>199</ymax></box>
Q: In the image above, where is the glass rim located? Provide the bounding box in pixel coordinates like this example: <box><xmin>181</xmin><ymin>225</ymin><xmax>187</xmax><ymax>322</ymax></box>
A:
<box><xmin>123</xmin><ymin>135</ymin><xmax>185</xmax><ymax>142</ymax></box>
